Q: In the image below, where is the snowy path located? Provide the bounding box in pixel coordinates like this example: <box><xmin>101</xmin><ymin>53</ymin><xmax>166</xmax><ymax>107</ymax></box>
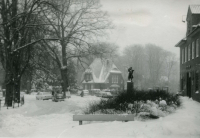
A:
<box><xmin>0</xmin><ymin>95</ymin><xmax>200</xmax><ymax>138</ymax></box>
<box><xmin>0</xmin><ymin>95</ymin><xmax>100</xmax><ymax>137</ymax></box>
<box><xmin>59</xmin><ymin>97</ymin><xmax>200</xmax><ymax>138</ymax></box>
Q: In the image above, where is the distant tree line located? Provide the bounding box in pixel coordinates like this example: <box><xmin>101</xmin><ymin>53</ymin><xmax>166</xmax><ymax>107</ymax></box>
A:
<box><xmin>114</xmin><ymin>44</ymin><xmax>179</xmax><ymax>93</ymax></box>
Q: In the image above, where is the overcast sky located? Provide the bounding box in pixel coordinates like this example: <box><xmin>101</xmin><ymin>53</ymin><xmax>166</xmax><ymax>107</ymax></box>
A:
<box><xmin>100</xmin><ymin>0</ymin><xmax>200</xmax><ymax>56</ymax></box>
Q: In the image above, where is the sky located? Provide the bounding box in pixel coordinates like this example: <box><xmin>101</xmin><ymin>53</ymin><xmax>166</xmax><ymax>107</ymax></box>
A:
<box><xmin>100</xmin><ymin>0</ymin><xmax>200</xmax><ymax>56</ymax></box>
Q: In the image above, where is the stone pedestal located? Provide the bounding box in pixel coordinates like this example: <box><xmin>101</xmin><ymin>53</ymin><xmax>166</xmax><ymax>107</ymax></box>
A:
<box><xmin>127</xmin><ymin>81</ymin><xmax>134</xmax><ymax>93</ymax></box>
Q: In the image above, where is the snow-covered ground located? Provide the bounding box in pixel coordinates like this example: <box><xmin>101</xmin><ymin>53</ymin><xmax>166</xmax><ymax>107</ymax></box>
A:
<box><xmin>0</xmin><ymin>95</ymin><xmax>200</xmax><ymax>138</ymax></box>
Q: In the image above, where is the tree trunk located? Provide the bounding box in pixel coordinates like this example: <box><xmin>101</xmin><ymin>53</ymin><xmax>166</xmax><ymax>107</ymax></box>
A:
<box><xmin>14</xmin><ymin>78</ymin><xmax>21</xmax><ymax>104</ymax></box>
<box><xmin>5</xmin><ymin>71</ymin><xmax>14</xmax><ymax>107</ymax></box>
<box><xmin>61</xmin><ymin>68</ymin><xmax>68</xmax><ymax>98</ymax></box>
<box><xmin>26</xmin><ymin>79</ymin><xmax>31</xmax><ymax>94</ymax></box>
<box><xmin>61</xmin><ymin>39</ymin><xmax>69</xmax><ymax>98</ymax></box>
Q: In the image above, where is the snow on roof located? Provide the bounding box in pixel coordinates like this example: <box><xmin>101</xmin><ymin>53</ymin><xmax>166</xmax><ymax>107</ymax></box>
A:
<box><xmin>89</xmin><ymin>58</ymin><xmax>103</xmax><ymax>79</ymax></box>
<box><xmin>83</xmin><ymin>58</ymin><xmax>122</xmax><ymax>83</ymax></box>
<box><xmin>190</xmin><ymin>5</ymin><xmax>200</xmax><ymax>14</ymax></box>
<box><xmin>110</xmin><ymin>64</ymin><xmax>121</xmax><ymax>73</ymax></box>
<box><xmin>85</xmin><ymin>68</ymin><xmax>92</xmax><ymax>73</ymax></box>
<box><xmin>175</xmin><ymin>37</ymin><xmax>187</xmax><ymax>47</ymax></box>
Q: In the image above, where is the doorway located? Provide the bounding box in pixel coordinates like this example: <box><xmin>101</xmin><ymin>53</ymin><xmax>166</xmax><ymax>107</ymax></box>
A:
<box><xmin>186</xmin><ymin>72</ymin><xmax>191</xmax><ymax>98</ymax></box>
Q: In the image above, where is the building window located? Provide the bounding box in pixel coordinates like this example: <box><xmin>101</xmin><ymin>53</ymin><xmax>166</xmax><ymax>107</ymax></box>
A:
<box><xmin>196</xmin><ymin>39</ymin><xmax>199</xmax><ymax>57</ymax></box>
<box><xmin>182</xmin><ymin>48</ymin><xmax>184</xmax><ymax>64</ymax></box>
<box><xmin>180</xmin><ymin>73</ymin><xmax>184</xmax><ymax>90</ymax></box>
<box><xmin>112</xmin><ymin>75</ymin><xmax>118</xmax><ymax>83</ymax></box>
<box><xmin>192</xmin><ymin>42</ymin><xmax>195</xmax><ymax>59</ymax></box>
<box><xmin>188</xmin><ymin>44</ymin><xmax>190</xmax><ymax>61</ymax></box>
<box><xmin>185</xmin><ymin>46</ymin><xmax>187</xmax><ymax>62</ymax></box>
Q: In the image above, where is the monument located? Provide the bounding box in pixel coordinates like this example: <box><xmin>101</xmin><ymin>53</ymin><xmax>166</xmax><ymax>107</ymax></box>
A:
<box><xmin>127</xmin><ymin>67</ymin><xmax>134</xmax><ymax>93</ymax></box>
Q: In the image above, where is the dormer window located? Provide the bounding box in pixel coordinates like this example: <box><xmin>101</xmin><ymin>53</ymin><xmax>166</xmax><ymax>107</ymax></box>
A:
<box><xmin>85</xmin><ymin>73</ymin><xmax>92</xmax><ymax>81</ymax></box>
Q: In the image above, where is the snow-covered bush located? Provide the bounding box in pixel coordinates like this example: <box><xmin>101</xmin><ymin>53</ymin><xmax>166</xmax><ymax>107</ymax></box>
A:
<box><xmin>149</xmin><ymin>106</ymin><xmax>165</xmax><ymax>117</ymax></box>
<box><xmin>84</xmin><ymin>89</ymin><xmax>181</xmax><ymax>119</ymax></box>
<box><xmin>159</xmin><ymin>100</ymin><xmax>167</xmax><ymax>107</ymax></box>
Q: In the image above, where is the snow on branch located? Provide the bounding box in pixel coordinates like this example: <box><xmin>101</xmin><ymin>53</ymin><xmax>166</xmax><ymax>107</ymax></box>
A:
<box><xmin>61</xmin><ymin>66</ymin><xmax>67</xmax><ymax>70</ymax></box>
<box><xmin>13</xmin><ymin>38</ymin><xmax>60</xmax><ymax>52</ymax></box>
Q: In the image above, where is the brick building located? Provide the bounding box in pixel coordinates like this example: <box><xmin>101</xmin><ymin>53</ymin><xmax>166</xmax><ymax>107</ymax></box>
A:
<box><xmin>81</xmin><ymin>58</ymin><xmax>124</xmax><ymax>91</ymax></box>
<box><xmin>175</xmin><ymin>5</ymin><xmax>200</xmax><ymax>102</ymax></box>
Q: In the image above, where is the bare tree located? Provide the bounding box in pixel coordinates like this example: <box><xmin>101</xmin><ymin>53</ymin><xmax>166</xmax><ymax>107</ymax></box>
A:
<box><xmin>165</xmin><ymin>52</ymin><xmax>177</xmax><ymax>82</ymax></box>
<box><xmin>39</xmin><ymin>0</ymin><xmax>112</xmax><ymax>95</ymax></box>
<box><xmin>145</xmin><ymin>44</ymin><xmax>168</xmax><ymax>86</ymax></box>
<box><xmin>114</xmin><ymin>43</ymin><xmax>179</xmax><ymax>91</ymax></box>
<box><xmin>0</xmin><ymin>0</ymin><xmax>58</xmax><ymax>107</ymax></box>
<box><xmin>120</xmin><ymin>45</ymin><xmax>146</xmax><ymax>88</ymax></box>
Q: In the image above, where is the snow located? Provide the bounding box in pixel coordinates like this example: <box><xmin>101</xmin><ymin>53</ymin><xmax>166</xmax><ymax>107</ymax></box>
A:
<box><xmin>0</xmin><ymin>95</ymin><xmax>200</xmax><ymax>138</ymax></box>
<box><xmin>61</xmin><ymin>66</ymin><xmax>67</xmax><ymax>70</ymax></box>
<box><xmin>159</xmin><ymin>100</ymin><xmax>167</xmax><ymax>106</ymax></box>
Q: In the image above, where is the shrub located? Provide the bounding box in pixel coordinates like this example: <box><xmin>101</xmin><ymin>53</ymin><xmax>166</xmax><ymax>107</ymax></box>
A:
<box><xmin>83</xmin><ymin>89</ymin><xmax>181</xmax><ymax>116</ymax></box>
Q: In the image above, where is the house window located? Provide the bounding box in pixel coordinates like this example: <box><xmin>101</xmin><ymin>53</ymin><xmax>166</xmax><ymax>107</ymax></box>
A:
<box><xmin>185</xmin><ymin>46</ymin><xmax>187</xmax><ymax>62</ymax></box>
<box><xmin>188</xmin><ymin>44</ymin><xmax>190</xmax><ymax>61</ymax></box>
<box><xmin>85</xmin><ymin>74</ymin><xmax>92</xmax><ymax>81</ymax></box>
<box><xmin>112</xmin><ymin>75</ymin><xmax>118</xmax><ymax>83</ymax></box>
<box><xmin>182</xmin><ymin>48</ymin><xmax>184</xmax><ymax>64</ymax></box>
<box><xmin>192</xmin><ymin>42</ymin><xmax>195</xmax><ymax>59</ymax></box>
<box><xmin>196</xmin><ymin>39</ymin><xmax>199</xmax><ymax>57</ymax></box>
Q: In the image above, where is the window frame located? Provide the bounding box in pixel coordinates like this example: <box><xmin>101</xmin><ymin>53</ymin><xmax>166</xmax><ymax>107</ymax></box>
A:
<box><xmin>85</xmin><ymin>73</ymin><xmax>92</xmax><ymax>81</ymax></box>
<box><xmin>192</xmin><ymin>41</ymin><xmax>195</xmax><ymax>59</ymax></box>
<box><xmin>188</xmin><ymin>44</ymin><xmax>190</xmax><ymax>61</ymax></box>
<box><xmin>196</xmin><ymin>39</ymin><xmax>199</xmax><ymax>57</ymax></box>
<box><xmin>182</xmin><ymin>48</ymin><xmax>184</xmax><ymax>64</ymax></box>
<box><xmin>112</xmin><ymin>74</ymin><xmax>118</xmax><ymax>83</ymax></box>
<box><xmin>185</xmin><ymin>46</ymin><xmax>187</xmax><ymax>62</ymax></box>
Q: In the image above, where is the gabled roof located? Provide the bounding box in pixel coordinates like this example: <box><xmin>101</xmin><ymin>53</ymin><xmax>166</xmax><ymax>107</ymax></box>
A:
<box><xmin>176</xmin><ymin>5</ymin><xmax>200</xmax><ymax>48</ymax></box>
<box><xmin>82</xmin><ymin>58</ymin><xmax>122</xmax><ymax>83</ymax></box>
<box><xmin>189</xmin><ymin>5</ymin><xmax>200</xmax><ymax>14</ymax></box>
<box><xmin>187</xmin><ymin>5</ymin><xmax>200</xmax><ymax>21</ymax></box>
